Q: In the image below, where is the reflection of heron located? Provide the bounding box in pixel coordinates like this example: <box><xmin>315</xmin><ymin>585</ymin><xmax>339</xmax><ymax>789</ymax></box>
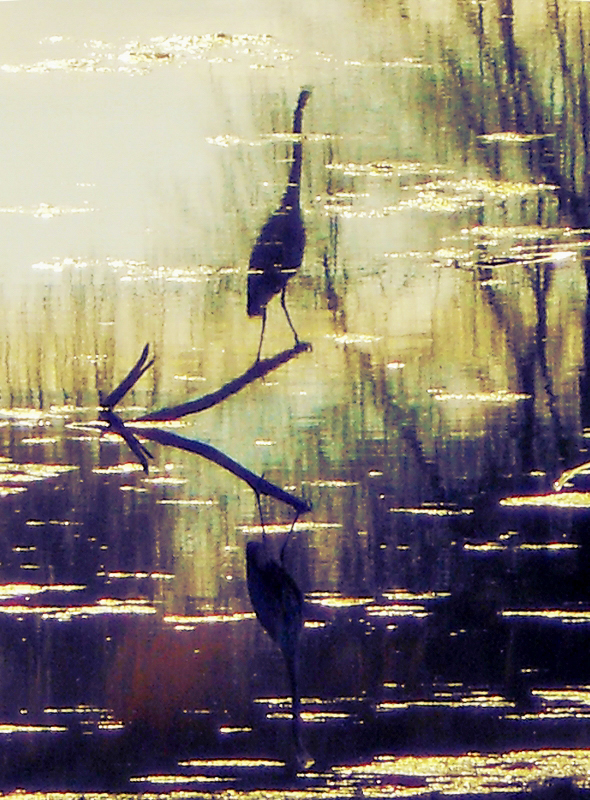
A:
<box><xmin>246</xmin><ymin>534</ymin><xmax>309</xmax><ymax>766</ymax></box>
<box><xmin>248</xmin><ymin>88</ymin><xmax>311</xmax><ymax>361</ymax></box>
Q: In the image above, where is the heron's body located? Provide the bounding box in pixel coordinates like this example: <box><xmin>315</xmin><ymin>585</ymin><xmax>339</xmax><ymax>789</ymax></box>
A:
<box><xmin>246</xmin><ymin>541</ymin><xmax>303</xmax><ymax>656</ymax></box>
<box><xmin>246</xmin><ymin>540</ymin><xmax>306</xmax><ymax>764</ymax></box>
<box><xmin>248</xmin><ymin>89</ymin><xmax>311</xmax><ymax>358</ymax></box>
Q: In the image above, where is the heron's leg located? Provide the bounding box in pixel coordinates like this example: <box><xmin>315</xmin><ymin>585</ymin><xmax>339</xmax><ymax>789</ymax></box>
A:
<box><xmin>256</xmin><ymin>308</ymin><xmax>267</xmax><ymax>362</ymax></box>
<box><xmin>254</xmin><ymin>489</ymin><xmax>269</xmax><ymax>549</ymax></box>
<box><xmin>255</xmin><ymin>490</ymin><xmax>265</xmax><ymax>531</ymax></box>
<box><xmin>280</xmin><ymin>509</ymin><xmax>301</xmax><ymax>564</ymax></box>
<box><xmin>280</xmin><ymin>286</ymin><xmax>300</xmax><ymax>346</ymax></box>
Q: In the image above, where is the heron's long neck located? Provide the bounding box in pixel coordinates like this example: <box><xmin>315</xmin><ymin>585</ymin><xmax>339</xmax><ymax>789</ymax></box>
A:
<box><xmin>282</xmin><ymin>93</ymin><xmax>308</xmax><ymax>210</ymax></box>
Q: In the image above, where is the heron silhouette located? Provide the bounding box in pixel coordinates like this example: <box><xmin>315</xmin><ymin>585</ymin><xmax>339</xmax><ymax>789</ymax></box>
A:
<box><xmin>246</xmin><ymin>517</ymin><xmax>309</xmax><ymax>767</ymax></box>
<box><xmin>247</xmin><ymin>88</ymin><xmax>311</xmax><ymax>361</ymax></box>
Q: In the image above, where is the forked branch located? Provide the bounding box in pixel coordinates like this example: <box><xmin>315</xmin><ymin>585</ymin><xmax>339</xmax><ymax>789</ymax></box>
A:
<box><xmin>96</xmin><ymin>343</ymin><xmax>311</xmax><ymax>514</ymax></box>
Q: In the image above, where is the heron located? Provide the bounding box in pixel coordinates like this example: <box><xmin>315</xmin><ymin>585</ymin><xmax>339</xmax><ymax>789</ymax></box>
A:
<box><xmin>246</xmin><ymin>513</ymin><xmax>310</xmax><ymax>767</ymax></box>
<box><xmin>247</xmin><ymin>88</ymin><xmax>311</xmax><ymax>361</ymax></box>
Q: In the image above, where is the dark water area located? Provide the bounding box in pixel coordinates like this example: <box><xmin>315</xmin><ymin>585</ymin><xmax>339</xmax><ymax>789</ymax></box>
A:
<box><xmin>3</xmin><ymin>0</ymin><xmax>590</xmax><ymax>797</ymax></box>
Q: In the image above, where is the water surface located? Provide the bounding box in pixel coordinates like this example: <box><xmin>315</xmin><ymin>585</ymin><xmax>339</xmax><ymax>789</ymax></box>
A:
<box><xmin>1</xmin><ymin>0</ymin><xmax>590</xmax><ymax>796</ymax></box>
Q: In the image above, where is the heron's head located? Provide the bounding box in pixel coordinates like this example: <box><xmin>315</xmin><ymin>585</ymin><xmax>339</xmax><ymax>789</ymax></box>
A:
<box><xmin>298</xmin><ymin>88</ymin><xmax>312</xmax><ymax>111</ymax></box>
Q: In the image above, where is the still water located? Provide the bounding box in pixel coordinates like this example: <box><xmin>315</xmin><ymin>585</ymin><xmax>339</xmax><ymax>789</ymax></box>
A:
<box><xmin>1</xmin><ymin>0</ymin><xmax>590</xmax><ymax>795</ymax></box>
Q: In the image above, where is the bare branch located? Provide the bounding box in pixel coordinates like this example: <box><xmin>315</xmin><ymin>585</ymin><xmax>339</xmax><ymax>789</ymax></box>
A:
<box><xmin>126</xmin><ymin>425</ymin><xmax>311</xmax><ymax>514</ymax></box>
<box><xmin>98</xmin><ymin>409</ymin><xmax>153</xmax><ymax>474</ymax></box>
<box><xmin>95</xmin><ymin>343</ymin><xmax>312</xmax><ymax>512</ymax></box>
<box><xmin>99</xmin><ymin>343</ymin><xmax>154</xmax><ymax>409</ymax></box>
<box><xmin>134</xmin><ymin>341</ymin><xmax>311</xmax><ymax>423</ymax></box>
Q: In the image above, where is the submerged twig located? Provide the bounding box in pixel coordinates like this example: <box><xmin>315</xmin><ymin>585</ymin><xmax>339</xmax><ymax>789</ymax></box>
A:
<box><xmin>126</xmin><ymin>426</ymin><xmax>311</xmax><ymax>514</ymax></box>
<box><xmin>98</xmin><ymin>409</ymin><xmax>153</xmax><ymax>475</ymax></box>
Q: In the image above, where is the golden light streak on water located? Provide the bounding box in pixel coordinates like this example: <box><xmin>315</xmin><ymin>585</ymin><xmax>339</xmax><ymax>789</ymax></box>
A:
<box><xmin>256</xmin><ymin>695</ymin><xmax>364</xmax><ymax>710</ymax></box>
<box><xmin>267</xmin><ymin>710</ymin><xmax>352</xmax><ymax>722</ymax></box>
<box><xmin>107</xmin><ymin>571</ymin><xmax>174</xmax><ymax>580</ymax></box>
<box><xmin>207</xmin><ymin>132</ymin><xmax>338</xmax><ymax>148</ymax></box>
<box><xmin>512</xmin><ymin>709</ymin><xmax>590</xmax><ymax>720</ymax></box>
<box><xmin>306</xmin><ymin>593</ymin><xmax>374</xmax><ymax>608</ymax></box>
<box><xmin>465</xmin><ymin>224</ymin><xmax>590</xmax><ymax>241</ymax></box>
<box><xmin>0</xmin><ymin>598</ymin><xmax>156</xmax><ymax>620</ymax></box>
<box><xmin>0</xmin><ymin>724</ymin><xmax>67</xmax><ymax>734</ymax></box>
<box><xmin>397</xmin><ymin>192</ymin><xmax>482</xmax><ymax>214</ymax></box>
<box><xmin>519</xmin><ymin>543</ymin><xmax>579</xmax><ymax>551</ymax></box>
<box><xmin>389</xmin><ymin>507</ymin><xmax>474</xmax><ymax>516</ymax></box>
<box><xmin>338</xmin><ymin>749</ymin><xmax>590</xmax><ymax>796</ymax></box>
<box><xmin>2</xmin><ymin>32</ymin><xmax>294</xmax><ymax>76</ymax></box>
<box><xmin>163</xmin><ymin>611</ymin><xmax>255</xmax><ymax>626</ymax></box>
<box><xmin>173</xmin><ymin>374</ymin><xmax>207</xmax><ymax>382</ymax></box>
<box><xmin>532</xmin><ymin>687</ymin><xmax>590</xmax><ymax>705</ymax></box>
<box><xmin>464</xmin><ymin>542</ymin><xmax>505</xmax><ymax>551</ymax></box>
<box><xmin>377</xmin><ymin>691</ymin><xmax>512</xmax><ymax>712</ymax></box>
<box><xmin>92</xmin><ymin>463</ymin><xmax>146</xmax><ymax>475</ymax></box>
<box><xmin>327</xmin><ymin>333</ymin><xmax>382</xmax><ymax>345</ymax></box>
<box><xmin>143</xmin><ymin>477</ymin><xmax>188</xmax><ymax>486</ymax></box>
<box><xmin>118</xmin><ymin>750</ymin><xmax>590</xmax><ymax>798</ymax></box>
<box><xmin>500</xmin><ymin>493</ymin><xmax>590</xmax><ymax>508</ymax></box>
<box><xmin>218</xmin><ymin>726</ymin><xmax>253</xmax><ymax>734</ymax></box>
<box><xmin>2</xmin><ymin>59</ymin><xmax>103</xmax><ymax>73</ymax></box>
<box><xmin>302</xmin><ymin>479</ymin><xmax>359</xmax><ymax>487</ymax></box>
<box><xmin>179</xmin><ymin>758</ymin><xmax>284</xmax><ymax>768</ymax></box>
<box><xmin>478</xmin><ymin>132</ymin><xmax>551</xmax><ymax>142</ymax></box>
<box><xmin>326</xmin><ymin>160</ymin><xmax>434</xmax><ymax>176</ymax></box>
<box><xmin>237</xmin><ymin>522</ymin><xmax>341</xmax><ymax>533</ymax></box>
<box><xmin>428</xmin><ymin>389</ymin><xmax>531</xmax><ymax>403</ymax></box>
<box><xmin>499</xmin><ymin>687</ymin><xmax>590</xmax><ymax>720</ymax></box>
<box><xmin>31</xmin><ymin>257</ymin><xmax>89</xmax><ymax>273</ymax></box>
<box><xmin>462</xmin><ymin>541</ymin><xmax>579</xmax><ymax>552</ymax></box>
<box><xmin>0</xmin><ymin>583</ymin><xmax>86</xmax><ymax>598</ymax></box>
<box><xmin>366</xmin><ymin>604</ymin><xmax>429</xmax><ymax>618</ymax></box>
<box><xmin>431</xmin><ymin>177</ymin><xmax>558</xmax><ymax>198</ymax></box>
<box><xmin>0</xmin><ymin>463</ymin><xmax>78</xmax><ymax>486</ymax></box>
<box><xmin>0</xmin><ymin>203</ymin><xmax>94</xmax><ymax>217</ymax></box>
<box><xmin>344</xmin><ymin>57</ymin><xmax>426</xmax><ymax>69</ymax></box>
<box><xmin>0</xmin><ymin>408</ymin><xmax>49</xmax><ymax>422</ymax></box>
<box><xmin>502</xmin><ymin>609</ymin><xmax>590</xmax><ymax>623</ymax></box>
<box><xmin>45</xmin><ymin>705</ymin><xmax>111</xmax><ymax>714</ymax></box>
<box><xmin>253</xmin><ymin>696</ymin><xmax>291</xmax><ymax>707</ymax></box>
<box><xmin>20</xmin><ymin>437</ymin><xmax>59</xmax><ymax>445</ymax></box>
<box><xmin>157</xmin><ymin>498</ymin><xmax>218</xmax><ymax>506</ymax></box>
<box><xmin>130</xmin><ymin>775</ymin><xmax>230</xmax><ymax>784</ymax></box>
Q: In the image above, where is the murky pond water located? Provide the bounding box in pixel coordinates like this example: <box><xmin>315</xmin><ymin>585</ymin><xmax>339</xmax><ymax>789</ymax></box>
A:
<box><xmin>3</xmin><ymin>0</ymin><xmax>590</xmax><ymax>796</ymax></box>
